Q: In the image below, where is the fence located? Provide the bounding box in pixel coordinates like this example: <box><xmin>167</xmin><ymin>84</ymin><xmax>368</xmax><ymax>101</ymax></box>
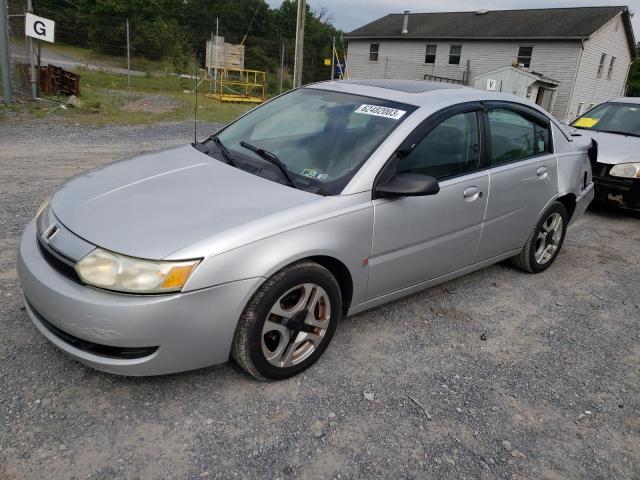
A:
<box><xmin>2</xmin><ymin>0</ymin><xmax>346</xmax><ymax>109</ymax></box>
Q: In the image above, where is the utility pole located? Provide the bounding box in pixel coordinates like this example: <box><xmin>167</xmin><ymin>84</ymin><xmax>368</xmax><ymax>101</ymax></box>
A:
<box><xmin>330</xmin><ymin>36</ymin><xmax>335</xmax><ymax>80</ymax></box>
<box><xmin>126</xmin><ymin>18</ymin><xmax>131</xmax><ymax>87</ymax></box>
<box><xmin>27</xmin><ymin>0</ymin><xmax>36</xmax><ymax>97</ymax></box>
<box><xmin>0</xmin><ymin>0</ymin><xmax>11</xmax><ymax>103</ymax></box>
<box><xmin>279</xmin><ymin>42</ymin><xmax>284</xmax><ymax>93</ymax></box>
<box><xmin>292</xmin><ymin>0</ymin><xmax>305</xmax><ymax>88</ymax></box>
<box><xmin>214</xmin><ymin>18</ymin><xmax>218</xmax><ymax>85</ymax></box>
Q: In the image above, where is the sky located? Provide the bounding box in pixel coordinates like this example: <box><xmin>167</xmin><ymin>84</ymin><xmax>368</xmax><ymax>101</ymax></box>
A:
<box><xmin>266</xmin><ymin>0</ymin><xmax>640</xmax><ymax>37</ymax></box>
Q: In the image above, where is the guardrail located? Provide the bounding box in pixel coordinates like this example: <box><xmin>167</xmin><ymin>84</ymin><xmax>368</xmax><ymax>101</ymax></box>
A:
<box><xmin>423</xmin><ymin>73</ymin><xmax>464</xmax><ymax>85</ymax></box>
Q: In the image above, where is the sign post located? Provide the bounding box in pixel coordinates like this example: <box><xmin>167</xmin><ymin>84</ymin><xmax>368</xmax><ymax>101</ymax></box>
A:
<box><xmin>0</xmin><ymin>0</ymin><xmax>11</xmax><ymax>103</ymax></box>
<box><xmin>25</xmin><ymin>11</ymin><xmax>55</xmax><ymax>98</ymax></box>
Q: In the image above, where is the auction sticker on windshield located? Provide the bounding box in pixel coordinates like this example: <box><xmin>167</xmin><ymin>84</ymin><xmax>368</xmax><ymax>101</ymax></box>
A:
<box><xmin>574</xmin><ymin>117</ymin><xmax>599</xmax><ymax>128</ymax></box>
<box><xmin>355</xmin><ymin>104</ymin><xmax>406</xmax><ymax>120</ymax></box>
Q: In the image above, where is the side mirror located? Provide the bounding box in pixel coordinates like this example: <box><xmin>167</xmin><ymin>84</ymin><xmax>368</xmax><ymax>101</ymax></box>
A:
<box><xmin>375</xmin><ymin>173</ymin><xmax>440</xmax><ymax>198</ymax></box>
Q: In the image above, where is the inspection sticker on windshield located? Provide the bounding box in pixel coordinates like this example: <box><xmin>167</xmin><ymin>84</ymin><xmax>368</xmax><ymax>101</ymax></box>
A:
<box><xmin>355</xmin><ymin>104</ymin><xmax>406</xmax><ymax>120</ymax></box>
<box><xmin>302</xmin><ymin>168</ymin><xmax>329</xmax><ymax>181</ymax></box>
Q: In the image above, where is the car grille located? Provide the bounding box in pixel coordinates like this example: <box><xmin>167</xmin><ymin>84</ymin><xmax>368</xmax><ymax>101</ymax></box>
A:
<box><xmin>27</xmin><ymin>300</ymin><xmax>159</xmax><ymax>360</ymax></box>
<box><xmin>37</xmin><ymin>235</ymin><xmax>82</xmax><ymax>283</ymax></box>
<box><xmin>593</xmin><ymin>162</ymin><xmax>611</xmax><ymax>178</ymax></box>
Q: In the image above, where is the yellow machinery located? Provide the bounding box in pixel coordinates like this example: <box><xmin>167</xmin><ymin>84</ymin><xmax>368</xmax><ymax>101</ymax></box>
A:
<box><xmin>205</xmin><ymin>67</ymin><xmax>265</xmax><ymax>104</ymax></box>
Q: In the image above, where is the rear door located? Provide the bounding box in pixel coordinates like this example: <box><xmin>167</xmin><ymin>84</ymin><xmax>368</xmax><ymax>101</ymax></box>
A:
<box><xmin>367</xmin><ymin>103</ymin><xmax>489</xmax><ymax>300</ymax></box>
<box><xmin>475</xmin><ymin>102</ymin><xmax>557</xmax><ymax>260</ymax></box>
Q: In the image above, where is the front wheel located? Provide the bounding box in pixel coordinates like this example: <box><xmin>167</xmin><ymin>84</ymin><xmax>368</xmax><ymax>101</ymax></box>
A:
<box><xmin>232</xmin><ymin>261</ymin><xmax>341</xmax><ymax>380</ymax></box>
<box><xmin>511</xmin><ymin>201</ymin><xmax>568</xmax><ymax>273</ymax></box>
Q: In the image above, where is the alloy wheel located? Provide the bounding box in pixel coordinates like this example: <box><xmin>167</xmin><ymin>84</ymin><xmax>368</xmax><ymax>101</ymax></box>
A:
<box><xmin>534</xmin><ymin>212</ymin><xmax>563</xmax><ymax>265</ymax></box>
<box><xmin>261</xmin><ymin>283</ymin><xmax>331</xmax><ymax>368</ymax></box>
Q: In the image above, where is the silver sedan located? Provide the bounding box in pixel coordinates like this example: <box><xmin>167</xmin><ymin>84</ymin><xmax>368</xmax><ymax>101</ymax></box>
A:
<box><xmin>18</xmin><ymin>79</ymin><xmax>595</xmax><ymax>380</ymax></box>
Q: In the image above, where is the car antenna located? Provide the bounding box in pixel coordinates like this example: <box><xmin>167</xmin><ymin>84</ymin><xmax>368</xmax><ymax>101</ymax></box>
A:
<box><xmin>193</xmin><ymin>57</ymin><xmax>199</xmax><ymax>143</ymax></box>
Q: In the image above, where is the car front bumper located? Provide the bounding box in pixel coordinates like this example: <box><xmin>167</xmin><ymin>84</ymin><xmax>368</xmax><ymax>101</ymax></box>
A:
<box><xmin>593</xmin><ymin>163</ymin><xmax>640</xmax><ymax>210</ymax></box>
<box><xmin>17</xmin><ymin>219</ymin><xmax>262</xmax><ymax>376</ymax></box>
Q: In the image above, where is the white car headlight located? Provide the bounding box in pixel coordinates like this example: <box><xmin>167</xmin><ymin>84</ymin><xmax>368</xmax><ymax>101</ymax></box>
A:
<box><xmin>75</xmin><ymin>248</ymin><xmax>200</xmax><ymax>294</ymax></box>
<box><xmin>609</xmin><ymin>162</ymin><xmax>640</xmax><ymax>179</ymax></box>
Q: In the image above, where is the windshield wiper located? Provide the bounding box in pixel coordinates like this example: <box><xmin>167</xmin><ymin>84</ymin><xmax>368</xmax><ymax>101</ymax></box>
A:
<box><xmin>239</xmin><ymin>141</ymin><xmax>296</xmax><ymax>188</ymax></box>
<box><xmin>211</xmin><ymin>136</ymin><xmax>236</xmax><ymax>166</ymax></box>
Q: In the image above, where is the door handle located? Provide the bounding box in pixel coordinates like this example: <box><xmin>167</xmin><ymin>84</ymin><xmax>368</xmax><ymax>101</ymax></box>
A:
<box><xmin>537</xmin><ymin>166</ymin><xmax>549</xmax><ymax>179</ymax></box>
<box><xmin>463</xmin><ymin>186</ymin><xmax>481</xmax><ymax>201</ymax></box>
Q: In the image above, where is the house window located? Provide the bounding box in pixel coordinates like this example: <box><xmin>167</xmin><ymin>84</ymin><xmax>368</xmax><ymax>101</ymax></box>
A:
<box><xmin>449</xmin><ymin>45</ymin><xmax>462</xmax><ymax>65</ymax></box>
<box><xmin>369</xmin><ymin>43</ymin><xmax>379</xmax><ymax>62</ymax></box>
<box><xmin>608</xmin><ymin>57</ymin><xmax>616</xmax><ymax>80</ymax></box>
<box><xmin>597</xmin><ymin>53</ymin><xmax>607</xmax><ymax>78</ymax></box>
<box><xmin>517</xmin><ymin>46</ymin><xmax>533</xmax><ymax>67</ymax></box>
<box><xmin>425</xmin><ymin>44</ymin><xmax>437</xmax><ymax>64</ymax></box>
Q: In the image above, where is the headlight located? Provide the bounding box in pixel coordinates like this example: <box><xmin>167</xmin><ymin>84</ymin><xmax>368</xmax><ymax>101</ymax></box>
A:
<box><xmin>610</xmin><ymin>162</ymin><xmax>640</xmax><ymax>179</ymax></box>
<box><xmin>36</xmin><ymin>196</ymin><xmax>50</xmax><ymax>218</ymax></box>
<box><xmin>75</xmin><ymin>248</ymin><xmax>200</xmax><ymax>294</ymax></box>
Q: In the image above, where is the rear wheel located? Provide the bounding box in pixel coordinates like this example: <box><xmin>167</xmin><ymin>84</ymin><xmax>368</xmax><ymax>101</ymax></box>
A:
<box><xmin>232</xmin><ymin>261</ymin><xmax>341</xmax><ymax>380</ymax></box>
<box><xmin>511</xmin><ymin>201</ymin><xmax>568</xmax><ymax>273</ymax></box>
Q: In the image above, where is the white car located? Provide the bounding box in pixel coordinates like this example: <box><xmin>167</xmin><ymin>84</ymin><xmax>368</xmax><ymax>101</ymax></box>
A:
<box><xmin>571</xmin><ymin>97</ymin><xmax>640</xmax><ymax>211</ymax></box>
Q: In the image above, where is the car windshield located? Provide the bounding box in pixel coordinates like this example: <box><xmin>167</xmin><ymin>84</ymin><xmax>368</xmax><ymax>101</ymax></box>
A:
<box><xmin>571</xmin><ymin>102</ymin><xmax>640</xmax><ymax>137</ymax></box>
<box><xmin>210</xmin><ymin>88</ymin><xmax>416</xmax><ymax>195</ymax></box>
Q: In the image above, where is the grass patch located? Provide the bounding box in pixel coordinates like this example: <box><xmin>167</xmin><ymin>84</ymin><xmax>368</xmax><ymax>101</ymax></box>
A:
<box><xmin>4</xmin><ymin>68</ymin><xmax>254</xmax><ymax>126</ymax></box>
<box><xmin>45</xmin><ymin>43</ymin><xmax>167</xmax><ymax>73</ymax></box>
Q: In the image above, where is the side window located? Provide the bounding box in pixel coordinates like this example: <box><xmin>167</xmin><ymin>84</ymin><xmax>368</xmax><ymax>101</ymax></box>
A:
<box><xmin>369</xmin><ymin>44</ymin><xmax>379</xmax><ymax>62</ymax></box>
<box><xmin>397</xmin><ymin>111</ymin><xmax>480</xmax><ymax>179</ymax></box>
<box><xmin>488</xmin><ymin>108</ymin><xmax>551</xmax><ymax>165</ymax></box>
<box><xmin>597</xmin><ymin>53</ymin><xmax>607</xmax><ymax>78</ymax></box>
<box><xmin>449</xmin><ymin>45</ymin><xmax>462</xmax><ymax>65</ymax></box>
<box><xmin>425</xmin><ymin>44</ymin><xmax>437</xmax><ymax>64</ymax></box>
<box><xmin>517</xmin><ymin>46</ymin><xmax>533</xmax><ymax>67</ymax></box>
<box><xmin>607</xmin><ymin>57</ymin><xmax>616</xmax><ymax>80</ymax></box>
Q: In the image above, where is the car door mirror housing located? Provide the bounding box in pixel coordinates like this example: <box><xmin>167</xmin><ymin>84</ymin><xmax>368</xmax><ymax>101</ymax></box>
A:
<box><xmin>375</xmin><ymin>173</ymin><xmax>440</xmax><ymax>198</ymax></box>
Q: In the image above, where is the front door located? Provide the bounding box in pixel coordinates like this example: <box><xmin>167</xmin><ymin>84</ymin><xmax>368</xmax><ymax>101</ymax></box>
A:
<box><xmin>367</xmin><ymin>105</ymin><xmax>489</xmax><ymax>300</ymax></box>
<box><xmin>476</xmin><ymin>103</ymin><xmax>558</xmax><ymax>260</ymax></box>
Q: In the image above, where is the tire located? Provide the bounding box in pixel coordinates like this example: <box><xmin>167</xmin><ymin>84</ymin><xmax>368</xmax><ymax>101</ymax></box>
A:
<box><xmin>231</xmin><ymin>261</ymin><xmax>342</xmax><ymax>380</ymax></box>
<box><xmin>510</xmin><ymin>201</ymin><xmax>568</xmax><ymax>273</ymax></box>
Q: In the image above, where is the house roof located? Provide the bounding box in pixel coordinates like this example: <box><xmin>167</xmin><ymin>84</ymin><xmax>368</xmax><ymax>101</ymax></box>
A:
<box><xmin>476</xmin><ymin>65</ymin><xmax>560</xmax><ymax>86</ymax></box>
<box><xmin>346</xmin><ymin>6</ymin><xmax>636</xmax><ymax>56</ymax></box>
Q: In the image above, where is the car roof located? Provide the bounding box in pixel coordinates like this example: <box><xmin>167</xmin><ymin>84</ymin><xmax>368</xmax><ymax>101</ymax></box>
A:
<box><xmin>308</xmin><ymin>79</ymin><xmax>540</xmax><ymax>110</ymax></box>
<box><xmin>338</xmin><ymin>78</ymin><xmax>462</xmax><ymax>94</ymax></box>
<box><xmin>607</xmin><ymin>97</ymin><xmax>640</xmax><ymax>105</ymax></box>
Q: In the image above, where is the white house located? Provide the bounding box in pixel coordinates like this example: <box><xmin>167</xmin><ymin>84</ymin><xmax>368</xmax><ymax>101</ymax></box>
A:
<box><xmin>345</xmin><ymin>6</ymin><xmax>636</xmax><ymax>122</ymax></box>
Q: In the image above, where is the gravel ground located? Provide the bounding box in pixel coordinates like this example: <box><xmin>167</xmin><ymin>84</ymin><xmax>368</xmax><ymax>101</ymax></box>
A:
<box><xmin>1</xmin><ymin>120</ymin><xmax>639</xmax><ymax>480</ymax></box>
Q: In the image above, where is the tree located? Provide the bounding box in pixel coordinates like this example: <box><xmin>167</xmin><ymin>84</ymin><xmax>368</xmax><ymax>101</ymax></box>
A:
<box><xmin>626</xmin><ymin>44</ymin><xmax>640</xmax><ymax>96</ymax></box>
<box><xmin>35</xmin><ymin>0</ymin><xmax>343</xmax><ymax>85</ymax></box>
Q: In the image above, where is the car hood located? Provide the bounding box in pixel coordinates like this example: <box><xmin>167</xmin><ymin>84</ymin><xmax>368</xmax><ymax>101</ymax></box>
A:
<box><xmin>50</xmin><ymin>145</ymin><xmax>320</xmax><ymax>259</ymax></box>
<box><xmin>585</xmin><ymin>130</ymin><xmax>640</xmax><ymax>165</ymax></box>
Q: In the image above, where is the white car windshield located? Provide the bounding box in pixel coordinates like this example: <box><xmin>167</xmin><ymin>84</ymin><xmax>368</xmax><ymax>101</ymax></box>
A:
<box><xmin>571</xmin><ymin>102</ymin><xmax>640</xmax><ymax>137</ymax></box>
<box><xmin>213</xmin><ymin>88</ymin><xmax>416</xmax><ymax>195</ymax></box>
